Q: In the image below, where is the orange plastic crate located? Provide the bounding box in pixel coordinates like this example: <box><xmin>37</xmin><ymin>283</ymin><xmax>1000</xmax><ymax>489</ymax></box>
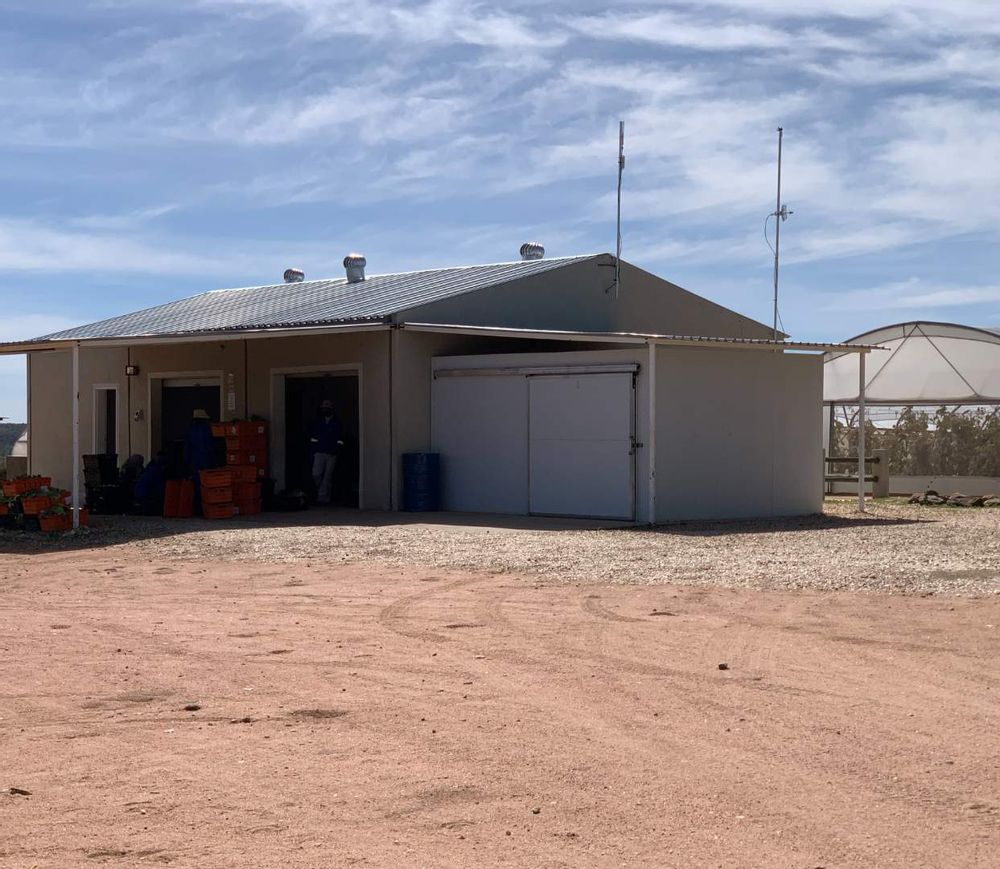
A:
<box><xmin>224</xmin><ymin>421</ymin><xmax>268</xmax><ymax>438</ymax></box>
<box><xmin>225</xmin><ymin>434</ymin><xmax>266</xmax><ymax>452</ymax></box>
<box><xmin>228</xmin><ymin>465</ymin><xmax>260</xmax><ymax>483</ymax></box>
<box><xmin>226</xmin><ymin>450</ymin><xmax>266</xmax><ymax>468</ymax></box>
<box><xmin>199</xmin><ymin>468</ymin><xmax>232</xmax><ymax>489</ymax></box>
<box><xmin>234</xmin><ymin>482</ymin><xmax>261</xmax><ymax>499</ymax></box>
<box><xmin>22</xmin><ymin>495</ymin><xmax>53</xmax><ymax>515</ymax></box>
<box><xmin>163</xmin><ymin>480</ymin><xmax>181</xmax><ymax>517</ymax></box>
<box><xmin>210</xmin><ymin>422</ymin><xmax>227</xmax><ymax>437</ymax></box>
<box><xmin>201</xmin><ymin>486</ymin><xmax>233</xmax><ymax>505</ymax></box>
<box><xmin>234</xmin><ymin>498</ymin><xmax>261</xmax><ymax>516</ymax></box>
<box><xmin>39</xmin><ymin>512</ymin><xmax>72</xmax><ymax>532</ymax></box>
<box><xmin>203</xmin><ymin>502</ymin><xmax>234</xmax><ymax>520</ymax></box>
<box><xmin>177</xmin><ymin>480</ymin><xmax>195</xmax><ymax>518</ymax></box>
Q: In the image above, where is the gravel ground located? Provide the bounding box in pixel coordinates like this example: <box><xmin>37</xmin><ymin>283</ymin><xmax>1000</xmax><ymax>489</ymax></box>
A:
<box><xmin>5</xmin><ymin>499</ymin><xmax>998</xmax><ymax>596</ymax></box>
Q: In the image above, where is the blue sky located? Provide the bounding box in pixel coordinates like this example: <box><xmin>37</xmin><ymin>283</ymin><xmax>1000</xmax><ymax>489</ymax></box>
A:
<box><xmin>1</xmin><ymin>0</ymin><xmax>999</xmax><ymax>420</ymax></box>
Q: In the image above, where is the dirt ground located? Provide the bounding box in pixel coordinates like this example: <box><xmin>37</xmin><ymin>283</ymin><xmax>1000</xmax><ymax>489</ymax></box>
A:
<box><xmin>1</xmin><ymin>544</ymin><xmax>998</xmax><ymax>867</ymax></box>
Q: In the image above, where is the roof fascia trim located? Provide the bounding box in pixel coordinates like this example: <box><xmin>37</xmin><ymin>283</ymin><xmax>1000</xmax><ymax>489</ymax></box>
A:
<box><xmin>401</xmin><ymin>322</ymin><xmax>874</xmax><ymax>353</ymax></box>
<box><xmin>0</xmin><ymin>321</ymin><xmax>391</xmax><ymax>354</ymax></box>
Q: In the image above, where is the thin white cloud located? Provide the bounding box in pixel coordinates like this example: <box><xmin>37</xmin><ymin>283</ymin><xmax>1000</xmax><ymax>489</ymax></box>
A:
<box><xmin>823</xmin><ymin>278</ymin><xmax>1000</xmax><ymax>312</ymax></box>
<box><xmin>567</xmin><ymin>10</ymin><xmax>787</xmax><ymax>51</ymax></box>
<box><xmin>0</xmin><ymin>219</ymin><xmax>221</xmax><ymax>274</ymax></box>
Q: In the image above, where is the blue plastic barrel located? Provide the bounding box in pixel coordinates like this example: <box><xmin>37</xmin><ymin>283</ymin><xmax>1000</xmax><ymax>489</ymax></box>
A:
<box><xmin>402</xmin><ymin>452</ymin><xmax>441</xmax><ymax>511</ymax></box>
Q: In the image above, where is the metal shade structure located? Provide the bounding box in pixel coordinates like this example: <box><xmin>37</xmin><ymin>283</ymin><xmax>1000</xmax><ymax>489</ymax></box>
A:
<box><xmin>825</xmin><ymin>321</ymin><xmax>1000</xmax><ymax>406</ymax></box>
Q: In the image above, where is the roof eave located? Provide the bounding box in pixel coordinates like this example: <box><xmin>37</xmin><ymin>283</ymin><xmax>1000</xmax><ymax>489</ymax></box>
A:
<box><xmin>0</xmin><ymin>320</ymin><xmax>392</xmax><ymax>355</ymax></box>
<box><xmin>400</xmin><ymin>323</ymin><xmax>879</xmax><ymax>353</ymax></box>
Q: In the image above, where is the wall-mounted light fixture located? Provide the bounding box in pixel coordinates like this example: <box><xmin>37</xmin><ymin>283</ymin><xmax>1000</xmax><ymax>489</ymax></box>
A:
<box><xmin>125</xmin><ymin>364</ymin><xmax>140</xmax><ymax>376</ymax></box>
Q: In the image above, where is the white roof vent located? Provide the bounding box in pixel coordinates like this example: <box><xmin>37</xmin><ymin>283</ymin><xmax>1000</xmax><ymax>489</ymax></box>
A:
<box><xmin>344</xmin><ymin>253</ymin><xmax>367</xmax><ymax>283</ymax></box>
<box><xmin>283</xmin><ymin>268</ymin><xmax>305</xmax><ymax>283</ymax></box>
<box><xmin>519</xmin><ymin>241</ymin><xmax>545</xmax><ymax>261</ymax></box>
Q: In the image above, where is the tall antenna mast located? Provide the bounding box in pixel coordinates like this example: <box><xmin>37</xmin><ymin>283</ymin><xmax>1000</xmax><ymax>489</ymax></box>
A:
<box><xmin>614</xmin><ymin>119</ymin><xmax>625</xmax><ymax>297</ymax></box>
<box><xmin>770</xmin><ymin>126</ymin><xmax>790</xmax><ymax>341</ymax></box>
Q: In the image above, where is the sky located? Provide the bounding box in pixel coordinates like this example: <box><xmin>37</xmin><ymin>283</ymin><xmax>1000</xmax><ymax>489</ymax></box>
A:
<box><xmin>1</xmin><ymin>0</ymin><xmax>998</xmax><ymax>420</ymax></box>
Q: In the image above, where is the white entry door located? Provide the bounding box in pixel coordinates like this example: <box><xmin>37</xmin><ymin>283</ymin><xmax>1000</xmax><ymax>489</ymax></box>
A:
<box><xmin>528</xmin><ymin>373</ymin><xmax>635</xmax><ymax>519</ymax></box>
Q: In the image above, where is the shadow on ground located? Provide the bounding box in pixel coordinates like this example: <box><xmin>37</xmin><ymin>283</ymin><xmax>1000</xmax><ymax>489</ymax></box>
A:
<box><xmin>0</xmin><ymin>504</ymin><xmax>928</xmax><ymax>554</ymax></box>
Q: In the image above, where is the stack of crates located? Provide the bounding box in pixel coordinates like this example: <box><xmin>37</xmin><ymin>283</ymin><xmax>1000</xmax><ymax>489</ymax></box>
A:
<box><xmin>221</xmin><ymin>420</ymin><xmax>267</xmax><ymax>516</ymax></box>
<box><xmin>199</xmin><ymin>468</ymin><xmax>234</xmax><ymax>519</ymax></box>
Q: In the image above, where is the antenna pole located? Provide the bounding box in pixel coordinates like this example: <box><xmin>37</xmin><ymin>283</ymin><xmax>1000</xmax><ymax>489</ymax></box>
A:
<box><xmin>772</xmin><ymin>126</ymin><xmax>783</xmax><ymax>341</ymax></box>
<box><xmin>615</xmin><ymin>120</ymin><xmax>625</xmax><ymax>297</ymax></box>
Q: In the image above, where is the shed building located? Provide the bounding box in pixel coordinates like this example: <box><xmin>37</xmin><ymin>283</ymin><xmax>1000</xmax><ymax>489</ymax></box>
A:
<box><xmin>0</xmin><ymin>251</ymin><xmax>870</xmax><ymax>522</ymax></box>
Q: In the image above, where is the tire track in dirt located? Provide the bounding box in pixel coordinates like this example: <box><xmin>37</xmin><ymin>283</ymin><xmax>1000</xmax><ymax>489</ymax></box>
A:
<box><xmin>580</xmin><ymin>594</ymin><xmax>646</xmax><ymax>623</ymax></box>
<box><xmin>377</xmin><ymin>575</ymin><xmax>486</xmax><ymax>643</ymax></box>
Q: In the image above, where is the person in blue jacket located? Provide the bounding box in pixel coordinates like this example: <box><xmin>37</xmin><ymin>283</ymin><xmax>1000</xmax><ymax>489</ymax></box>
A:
<box><xmin>134</xmin><ymin>451</ymin><xmax>167</xmax><ymax>515</ymax></box>
<box><xmin>184</xmin><ymin>409</ymin><xmax>217</xmax><ymax>514</ymax></box>
<box><xmin>310</xmin><ymin>399</ymin><xmax>344</xmax><ymax>505</ymax></box>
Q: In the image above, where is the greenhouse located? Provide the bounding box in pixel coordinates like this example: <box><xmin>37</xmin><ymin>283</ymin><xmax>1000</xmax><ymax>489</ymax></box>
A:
<box><xmin>824</xmin><ymin>322</ymin><xmax>1000</xmax><ymax>495</ymax></box>
<box><xmin>825</xmin><ymin>321</ymin><xmax>1000</xmax><ymax>406</ymax></box>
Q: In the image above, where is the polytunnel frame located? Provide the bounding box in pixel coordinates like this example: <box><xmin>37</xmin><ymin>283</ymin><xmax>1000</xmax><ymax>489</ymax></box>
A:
<box><xmin>823</xmin><ymin>321</ymin><xmax>1000</xmax><ymax>502</ymax></box>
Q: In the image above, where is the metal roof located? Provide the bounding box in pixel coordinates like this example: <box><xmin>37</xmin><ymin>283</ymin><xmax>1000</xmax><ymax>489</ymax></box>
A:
<box><xmin>27</xmin><ymin>255</ymin><xmax>599</xmax><ymax>344</ymax></box>
<box><xmin>402</xmin><ymin>323</ymin><xmax>879</xmax><ymax>353</ymax></box>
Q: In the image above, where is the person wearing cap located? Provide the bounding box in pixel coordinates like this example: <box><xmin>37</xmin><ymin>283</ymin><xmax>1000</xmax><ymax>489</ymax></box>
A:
<box><xmin>183</xmin><ymin>409</ymin><xmax>217</xmax><ymax>514</ymax></box>
<box><xmin>309</xmin><ymin>399</ymin><xmax>344</xmax><ymax>505</ymax></box>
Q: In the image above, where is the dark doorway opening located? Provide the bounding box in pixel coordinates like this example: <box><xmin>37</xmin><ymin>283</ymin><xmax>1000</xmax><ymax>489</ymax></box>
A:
<box><xmin>95</xmin><ymin>388</ymin><xmax>117</xmax><ymax>456</ymax></box>
<box><xmin>161</xmin><ymin>384</ymin><xmax>221</xmax><ymax>476</ymax></box>
<box><xmin>284</xmin><ymin>374</ymin><xmax>360</xmax><ymax>507</ymax></box>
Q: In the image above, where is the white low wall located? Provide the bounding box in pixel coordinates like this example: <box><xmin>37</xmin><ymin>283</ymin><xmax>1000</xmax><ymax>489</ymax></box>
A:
<box><xmin>830</xmin><ymin>475</ymin><xmax>1000</xmax><ymax>497</ymax></box>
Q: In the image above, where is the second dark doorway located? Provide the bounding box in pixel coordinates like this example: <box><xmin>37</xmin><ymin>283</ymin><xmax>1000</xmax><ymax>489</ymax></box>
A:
<box><xmin>284</xmin><ymin>374</ymin><xmax>360</xmax><ymax>507</ymax></box>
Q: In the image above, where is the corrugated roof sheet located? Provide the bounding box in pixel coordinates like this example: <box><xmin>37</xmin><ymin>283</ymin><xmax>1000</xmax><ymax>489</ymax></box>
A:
<box><xmin>32</xmin><ymin>255</ymin><xmax>598</xmax><ymax>343</ymax></box>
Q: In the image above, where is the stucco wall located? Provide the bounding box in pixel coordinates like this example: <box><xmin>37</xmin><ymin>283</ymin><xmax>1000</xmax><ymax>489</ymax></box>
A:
<box><xmin>28</xmin><ymin>347</ymin><xmax>127</xmax><ymax>492</ymax></box>
<box><xmin>655</xmin><ymin>347</ymin><xmax>823</xmax><ymax>521</ymax></box>
<box><xmin>29</xmin><ymin>335</ymin><xmax>393</xmax><ymax>508</ymax></box>
<box><xmin>399</xmin><ymin>259</ymin><xmax>774</xmax><ymax>340</ymax></box>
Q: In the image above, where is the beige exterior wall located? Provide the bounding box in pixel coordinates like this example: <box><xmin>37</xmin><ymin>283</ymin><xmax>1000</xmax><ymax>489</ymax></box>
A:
<box><xmin>29</xmin><ymin>335</ymin><xmax>394</xmax><ymax>507</ymax></box>
<box><xmin>27</xmin><ymin>330</ymin><xmax>824</xmax><ymax>522</ymax></box>
<box><xmin>400</xmin><ymin>258</ymin><xmax>775</xmax><ymax>340</ymax></box>
<box><xmin>28</xmin><ymin>347</ymin><xmax>128</xmax><ymax>492</ymax></box>
<box><xmin>655</xmin><ymin>347</ymin><xmax>823</xmax><ymax>520</ymax></box>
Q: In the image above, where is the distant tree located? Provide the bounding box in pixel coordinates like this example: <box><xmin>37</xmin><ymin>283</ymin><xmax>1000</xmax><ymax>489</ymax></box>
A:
<box><xmin>832</xmin><ymin>406</ymin><xmax>1000</xmax><ymax>476</ymax></box>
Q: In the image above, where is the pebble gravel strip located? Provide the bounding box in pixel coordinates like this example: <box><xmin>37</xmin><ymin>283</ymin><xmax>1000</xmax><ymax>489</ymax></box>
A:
<box><xmin>4</xmin><ymin>500</ymin><xmax>998</xmax><ymax>596</ymax></box>
<box><xmin>82</xmin><ymin>500</ymin><xmax>1000</xmax><ymax>596</ymax></box>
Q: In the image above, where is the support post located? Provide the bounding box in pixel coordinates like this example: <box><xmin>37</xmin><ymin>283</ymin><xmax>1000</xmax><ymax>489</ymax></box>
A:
<box><xmin>647</xmin><ymin>340</ymin><xmax>656</xmax><ymax>525</ymax></box>
<box><xmin>772</xmin><ymin>127</ymin><xmax>783</xmax><ymax>341</ymax></box>
<box><xmin>857</xmin><ymin>352</ymin><xmax>866</xmax><ymax>512</ymax></box>
<box><xmin>72</xmin><ymin>342</ymin><xmax>81</xmax><ymax>530</ymax></box>
<box><xmin>389</xmin><ymin>326</ymin><xmax>399</xmax><ymax>512</ymax></box>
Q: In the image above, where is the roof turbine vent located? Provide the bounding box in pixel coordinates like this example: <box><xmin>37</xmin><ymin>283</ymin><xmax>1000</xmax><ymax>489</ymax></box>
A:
<box><xmin>283</xmin><ymin>267</ymin><xmax>305</xmax><ymax>283</ymax></box>
<box><xmin>519</xmin><ymin>241</ymin><xmax>545</xmax><ymax>261</ymax></box>
<box><xmin>344</xmin><ymin>253</ymin><xmax>367</xmax><ymax>283</ymax></box>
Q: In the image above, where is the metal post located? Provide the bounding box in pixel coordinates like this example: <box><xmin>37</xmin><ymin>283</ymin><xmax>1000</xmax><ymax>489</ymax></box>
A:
<box><xmin>647</xmin><ymin>340</ymin><xmax>656</xmax><ymax>525</ymax></box>
<box><xmin>857</xmin><ymin>352</ymin><xmax>866</xmax><ymax>512</ymax></box>
<box><xmin>389</xmin><ymin>327</ymin><xmax>399</xmax><ymax>512</ymax></box>
<box><xmin>772</xmin><ymin>127</ymin><xmax>783</xmax><ymax>341</ymax></box>
<box><xmin>72</xmin><ymin>342</ymin><xmax>81</xmax><ymax>530</ymax></box>
<box><xmin>615</xmin><ymin>120</ymin><xmax>625</xmax><ymax>298</ymax></box>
